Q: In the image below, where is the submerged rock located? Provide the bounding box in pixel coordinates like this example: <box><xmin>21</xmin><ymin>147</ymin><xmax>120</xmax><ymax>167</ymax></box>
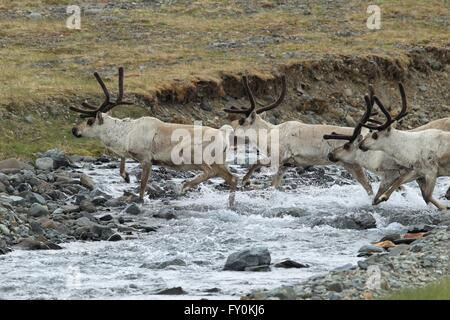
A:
<box><xmin>16</xmin><ymin>238</ymin><xmax>61</xmax><ymax>250</ymax></box>
<box><xmin>124</xmin><ymin>203</ymin><xmax>141</xmax><ymax>215</ymax></box>
<box><xmin>313</xmin><ymin>212</ymin><xmax>376</xmax><ymax>230</ymax></box>
<box><xmin>107</xmin><ymin>233</ymin><xmax>122</xmax><ymax>241</ymax></box>
<box><xmin>156</xmin><ymin>287</ymin><xmax>186</xmax><ymax>295</ymax></box>
<box><xmin>274</xmin><ymin>259</ymin><xmax>309</xmax><ymax>269</ymax></box>
<box><xmin>140</xmin><ymin>258</ymin><xmax>186</xmax><ymax>269</ymax></box>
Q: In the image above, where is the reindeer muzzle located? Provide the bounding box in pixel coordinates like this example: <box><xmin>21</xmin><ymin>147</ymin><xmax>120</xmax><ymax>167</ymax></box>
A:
<box><xmin>328</xmin><ymin>153</ymin><xmax>339</xmax><ymax>163</ymax></box>
<box><xmin>359</xmin><ymin>144</ymin><xmax>369</xmax><ymax>152</ymax></box>
<box><xmin>72</xmin><ymin>127</ymin><xmax>82</xmax><ymax>138</ymax></box>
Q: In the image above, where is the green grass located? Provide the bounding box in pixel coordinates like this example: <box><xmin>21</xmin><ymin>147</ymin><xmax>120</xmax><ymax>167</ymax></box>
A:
<box><xmin>0</xmin><ymin>0</ymin><xmax>449</xmax><ymax>159</ymax></box>
<box><xmin>383</xmin><ymin>278</ymin><xmax>450</xmax><ymax>300</ymax></box>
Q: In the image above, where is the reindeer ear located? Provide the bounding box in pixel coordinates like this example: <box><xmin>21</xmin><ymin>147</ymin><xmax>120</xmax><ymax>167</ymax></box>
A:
<box><xmin>96</xmin><ymin>112</ymin><xmax>104</xmax><ymax>125</ymax></box>
<box><xmin>249</xmin><ymin>111</ymin><xmax>256</xmax><ymax>124</ymax></box>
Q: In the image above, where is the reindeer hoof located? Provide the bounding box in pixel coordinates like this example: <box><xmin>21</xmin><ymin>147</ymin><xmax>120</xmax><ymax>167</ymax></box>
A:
<box><xmin>180</xmin><ymin>184</ymin><xmax>189</xmax><ymax>194</ymax></box>
<box><xmin>372</xmin><ymin>196</ymin><xmax>386</xmax><ymax>206</ymax></box>
<box><xmin>135</xmin><ymin>197</ymin><xmax>144</xmax><ymax>204</ymax></box>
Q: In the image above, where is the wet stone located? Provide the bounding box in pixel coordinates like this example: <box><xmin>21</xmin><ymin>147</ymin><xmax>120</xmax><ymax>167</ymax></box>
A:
<box><xmin>107</xmin><ymin>233</ymin><xmax>122</xmax><ymax>242</ymax></box>
<box><xmin>141</xmin><ymin>258</ymin><xmax>186</xmax><ymax>269</ymax></box>
<box><xmin>357</xmin><ymin>245</ymin><xmax>385</xmax><ymax>257</ymax></box>
<box><xmin>244</xmin><ymin>265</ymin><xmax>271</xmax><ymax>272</ymax></box>
<box><xmin>224</xmin><ymin>247</ymin><xmax>271</xmax><ymax>271</ymax></box>
<box><xmin>156</xmin><ymin>287</ymin><xmax>186</xmax><ymax>295</ymax></box>
<box><xmin>274</xmin><ymin>259</ymin><xmax>309</xmax><ymax>269</ymax></box>
<box><xmin>124</xmin><ymin>203</ymin><xmax>141</xmax><ymax>215</ymax></box>
<box><xmin>99</xmin><ymin>214</ymin><xmax>113</xmax><ymax>222</ymax></box>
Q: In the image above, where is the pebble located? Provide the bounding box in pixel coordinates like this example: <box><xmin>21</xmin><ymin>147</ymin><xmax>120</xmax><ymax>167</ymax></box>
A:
<box><xmin>29</xmin><ymin>203</ymin><xmax>49</xmax><ymax>217</ymax></box>
<box><xmin>124</xmin><ymin>203</ymin><xmax>141</xmax><ymax>215</ymax></box>
<box><xmin>35</xmin><ymin>157</ymin><xmax>54</xmax><ymax>171</ymax></box>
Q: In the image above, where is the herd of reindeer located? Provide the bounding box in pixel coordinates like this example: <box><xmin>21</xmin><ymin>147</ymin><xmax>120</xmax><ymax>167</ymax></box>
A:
<box><xmin>70</xmin><ymin>67</ymin><xmax>450</xmax><ymax>210</ymax></box>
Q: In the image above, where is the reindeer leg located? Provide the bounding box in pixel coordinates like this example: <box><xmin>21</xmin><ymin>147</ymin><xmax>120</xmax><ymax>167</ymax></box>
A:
<box><xmin>214</xmin><ymin>165</ymin><xmax>238</xmax><ymax>208</ymax></box>
<box><xmin>417</xmin><ymin>174</ymin><xmax>447</xmax><ymax>210</ymax></box>
<box><xmin>120</xmin><ymin>157</ymin><xmax>130</xmax><ymax>183</ymax></box>
<box><xmin>181</xmin><ymin>165</ymin><xmax>215</xmax><ymax>193</ymax></box>
<box><xmin>342</xmin><ymin>164</ymin><xmax>373</xmax><ymax>196</ymax></box>
<box><xmin>139</xmin><ymin>162</ymin><xmax>152</xmax><ymax>201</ymax></box>
<box><xmin>374</xmin><ymin>170</ymin><xmax>416</xmax><ymax>205</ymax></box>
<box><xmin>271</xmin><ymin>165</ymin><xmax>287</xmax><ymax>188</ymax></box>
<box><xmin>242</xmin><ymin>162</ymin><xmax>263</xmax><ymax>187</ymax></box>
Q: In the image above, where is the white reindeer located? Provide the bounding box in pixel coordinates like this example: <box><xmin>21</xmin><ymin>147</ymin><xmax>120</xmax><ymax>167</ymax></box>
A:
<box><xmin>357</xmin><ymin>84</ymin><xmax>450</xmax><ymax>210</ymax></box>
<box><xmin>223</xmin><ymin>75</ymin><xmax>374</xmax><ymax>195</ymax></box>
<box><xmin>71</xmin><ymin>67</ymin><xmax>237</xmax><ymax>205</ymax></box>
<box><xmin>325</xmin><ymin>85</ymin><xmax>450</xmax><ymax>205</ymax></box>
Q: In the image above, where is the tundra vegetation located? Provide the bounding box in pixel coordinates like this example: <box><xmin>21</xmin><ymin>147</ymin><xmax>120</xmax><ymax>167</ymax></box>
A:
<box><xmin>0</xmin><ymin>0</ymin><xmax>448</xmax><ymax>159</ymax></box>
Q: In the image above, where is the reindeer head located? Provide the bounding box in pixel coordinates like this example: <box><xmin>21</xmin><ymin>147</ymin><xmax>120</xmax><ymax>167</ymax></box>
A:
<box><xmin>359</xmin><ymin>83</ymin><xmax>408</xmax><ymax>152</ymax></box>
<box><xmin>324</xmin><ymin>86</ymin><xmax>377</xmax><ymax>162</ymax></box>
<box><xmin>223</xmin><ymin>75</ymin><xmax>287</xmax><ymax>130</ymax></box>
<box><xmin>71</xmin><ymin>67</ymin><xmax>132</xmax><ymax>138</ymax></box>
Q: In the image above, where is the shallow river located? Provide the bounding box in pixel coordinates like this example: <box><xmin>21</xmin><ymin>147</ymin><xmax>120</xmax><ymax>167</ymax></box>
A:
<box><xmin>0</xmin><ymin>159</ymin><xmax>448</xmax><ymax>299</ymax></box>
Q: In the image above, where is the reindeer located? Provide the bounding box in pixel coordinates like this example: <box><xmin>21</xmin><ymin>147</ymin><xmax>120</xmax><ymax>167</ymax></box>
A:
<box><xmin>325</xmin><ymin>85</ymin><xmax>450</xmax><ymax>205</ymax></box>
<box><xmin>71</xmin><ymin>67</ymin><xmax>237</xmax><ymax>205</ymax></box>
<box><xmin>223</xmin><ymin>75</ymin><xmax>374</xmax><ymax>196</ymax></box>
<box><xmin>356</xmin><ymin>83</ymin><xmax>450</xmax><ymax>210</ymax></box>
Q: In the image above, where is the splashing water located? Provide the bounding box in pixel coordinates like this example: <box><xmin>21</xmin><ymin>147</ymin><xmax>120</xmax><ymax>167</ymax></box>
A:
<box><xmin>0</xmin><ymin>159</ymin><xmax>448</xmax><ymax>299</ymax></box>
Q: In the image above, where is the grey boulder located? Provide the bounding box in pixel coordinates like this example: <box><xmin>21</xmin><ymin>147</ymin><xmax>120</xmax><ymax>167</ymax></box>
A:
<box><xmin>223</xmin><ymin>247</ymin><xmax>271</xmax><ymax>271</ymax></box>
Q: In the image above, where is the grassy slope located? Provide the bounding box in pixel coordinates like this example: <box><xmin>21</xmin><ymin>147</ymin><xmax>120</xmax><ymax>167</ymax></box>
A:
<box><xmin>383</xmin><ymin>278</ymin><xmax>450</xmax><ymax>300</ymax></box>
<box><xmin>0</xmin><ymin>0</ymin><xmax>449</xmax><ymax>159</ymax></box>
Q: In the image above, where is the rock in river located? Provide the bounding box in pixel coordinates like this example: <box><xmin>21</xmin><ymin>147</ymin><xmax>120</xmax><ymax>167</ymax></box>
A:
<box><xmin>223</xmin><ymin>247</ymin><xmax>271</xmax><ymax>271</ymax></box>
<box><xmin>157</xmin><ymin>287</ymin><xmax>186</xmax><ymax>295</ymax></box>
<box><xmin>124</xmin><ymin>203</ymin><xmax>141</xmax><ymax>215</ymax></box>
<box><xmin>80</xmin><ymin>174</ymin><xmax>95</xmax><ymax>190</ymax></box>
<box><xmin>274</xmin><ymin>259</ymin><xmax>309</xmax><ymax>269</ymax></box>
<box><xmin>141</xmin><ymin>258</ymin><xmax>187</xmax><ymax>269</ymax></box>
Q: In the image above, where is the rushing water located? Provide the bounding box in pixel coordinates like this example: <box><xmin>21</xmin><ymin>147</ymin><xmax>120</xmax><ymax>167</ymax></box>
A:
<box><xmin>0</xmin><ymin>159</ymin><xmax>448</xmax><ymax>300</ymax></box>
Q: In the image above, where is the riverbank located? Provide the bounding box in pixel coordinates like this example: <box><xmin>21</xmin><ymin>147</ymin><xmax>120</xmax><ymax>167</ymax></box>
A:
<box><xmin>244</xmin><ymin>225</ymin><xmax>450</xmax><ymax>300</ymax></box>
<box><xmin>1</xmin><ymin>150</ymin><xmax>450</xmax><ymax>299</ymax></box>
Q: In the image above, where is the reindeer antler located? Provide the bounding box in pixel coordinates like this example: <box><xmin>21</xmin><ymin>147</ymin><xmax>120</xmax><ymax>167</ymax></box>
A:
<box><xmin>70</xmin><ymin>67</ymin><xmax>133</xmax><ymax>118</ymax></box>
<box><xmin>324</xmin><ymin>94</ymin><xmax>373</xmax><ymax>142</ymax></box>
<box><xmin>362</xmin><ymin>82</ymin><xmax>408</xmax><ymax>131</ymax></box>
<box><xmin>224</xmin><ymin>75</ymin><xmax>287</xmax><ymax>117</ymax></box>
